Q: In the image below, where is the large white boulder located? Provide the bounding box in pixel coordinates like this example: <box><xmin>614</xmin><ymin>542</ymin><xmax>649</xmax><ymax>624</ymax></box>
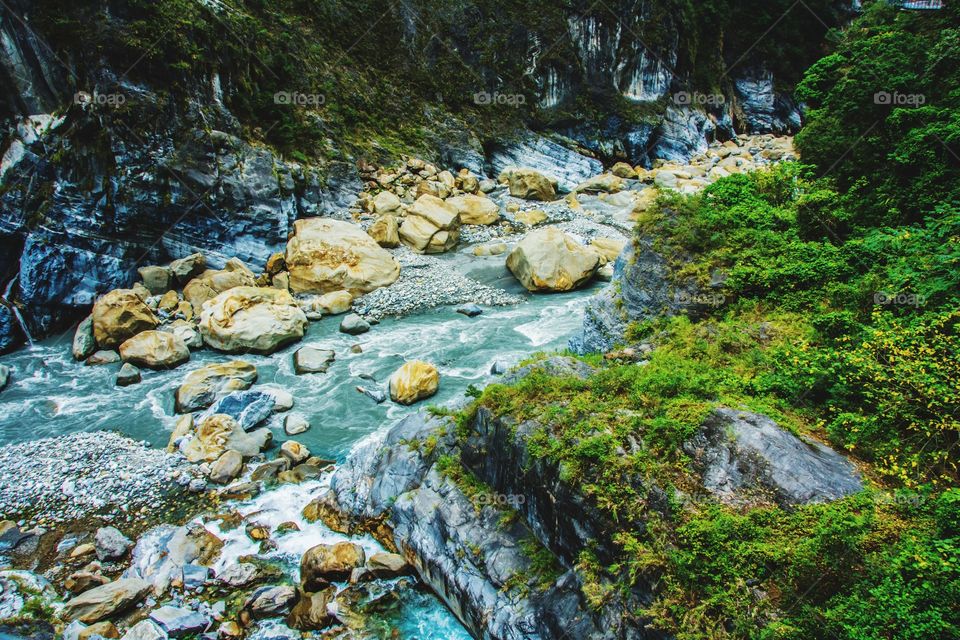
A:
<box><xmin>506</xmin><ymin>227</ymin><xmax>602</xmax><ymax>292</ymax></box>
<box><xmin>198</xmin><ymin>286</ymin><xmax>307</xmax><ymax>354</ymax></box>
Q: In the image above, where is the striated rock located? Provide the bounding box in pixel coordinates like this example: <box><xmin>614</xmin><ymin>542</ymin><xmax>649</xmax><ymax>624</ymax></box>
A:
<box><xmin>488</xmin><ymin>135</ymin><xmax>601</xmax><ymax>192</ymax></box>
<box><xmin>181</xmin><ymin>414</ymin><xmax>272</xmax><ymax>462</ymax></box>
<box><xmin>175</xmin><ymin>361</ymin><xmax>257</xmax><ymax>414</ymax></box>
<box><xmin>62</xmin><ymin>578</ymin><xmax>151</xmax><ymax>623</ymax></box>
<box><xmin>72</xmin><ymin>316</ymin><xmax>96</xmax><ymax>360</ymax></box>
<box><xmin>685</xmin><ymin>408</ymin><xmax>863</xmax><ymax>506</ymax></box>
<box><xmin>126</xmin><ymin>524</ymin><xmax>223</xmax><ymax>594</ymax></box>
<box><xmin>285</xmin><ymin>218</ymin><xmax>400</xmax><ymax>295</ymax></box>
<box><xmin>119</xmin><ymin>331</ymin><xmax>190</xmax><ymax>370</ymax></box>
<box><xmin>399</xmin><ymin>195</ymin><xmax>461</xmax><ymax>254</ymax></box>
<box><xmin>199</xmin><ymin>286</ymin><xmax>307</xmax><ymax>355</ymax></box>
<box><xmin>198</xmin><ymin>391</ymin><xmax>275</xmax><ymax>431</ymax></box>
<box><xmin>116</xmin><ymin>363</ymin><xmax>141</xmax><ymax>387</ymax></box>
<box><xmin>506</xmin><ymin>227</ymin><xmax>601</xmax><ymax>292</ymax></box>
<box><xmin>367</xmin><ymin>215</ymin><xmax>400</xmax><ymax>248</ymax></box>
<box><xmin>501</xmin><ymin>168</ymin><xmax>557</xmax><ymax>201</ymax></box>
<box><xmin>92</xmin><ymin>290</ymin><xmax>159</xmax><ymax>349</ymax></box>
<box><xmin>293</xmin><ymin>347</ymin><xmax>335</xmax><ymax>374</ymax></box>
<box><xmin>300</xmin><ymin>542</ymin><xmax>365</xmax><ymax>587</ymax></box>
<box><xmin>209</xmin><ymin>450</ymin><xmax>243</xmax><ymax>484</ymax></box>
<box><xmin>388</xmin><ymin>361</ymin><xmax>439</xmax><ymax>405</ymax></box>
<box><xmin>445</xmin><ymin>194</ymin><xmax>500</xmax><ymax>225</ymax></box>
<box><xmin>94</xmin><ymin>527</ymin><xmax>132</xmax><ymax>561</ymax></box>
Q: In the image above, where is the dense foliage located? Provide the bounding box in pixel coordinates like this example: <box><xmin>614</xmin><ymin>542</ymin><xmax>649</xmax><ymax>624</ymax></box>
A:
<box><xmin>27</xmin><ymin>0</ymin><xmax>852</xmax><ymax>160</ymax></box>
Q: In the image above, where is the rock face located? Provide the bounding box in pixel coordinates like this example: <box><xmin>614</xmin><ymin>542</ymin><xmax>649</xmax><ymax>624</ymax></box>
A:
<box><xmin>119</xmin><ymin>331</ymin><xmax>190</xmax><ymax>370</ymax></box>
<box><xmin>285</xmin><ymin>218</ymin><xmax>400</xmax><ymax>295</ymax></box>
<box><xmin>62</xmin><ymin>578</ymin><xmax>152</xmax><ymax>623</ymax></box>
<box><xmin>175</xmin><ymin>361</ymin><xmax>258</xmax><ymax>413</ymax></box>
<box><xmin>318</xmin><ymin>407</ymin><xmax>620</xmax><ymax>640</ymax></box>
<box><xmin>91</xmin><ymin>290</ymin><xmax>159</xmax><ymax>349</ymax></box>
<box><xmin>72</xmin><ymin>316</ymin><xmax>97</xmax><ymax>360</ymax></box>
<box><xmin>506</xmin><ymin>227</ymin><xmax>601</xmax><ymax>292</ymax></box>
<box><xmin>199</xmin><ymin>287</ymin><xmax>307</xmax><ymax>354</ymax></box>
<box><xmin>488</xmin><ymin>134</ymin><xmax>602</xmax><ymax>193</ymax></box>
<box><xmin>388</xmin><ymin>361</ymin><xmax>439</xmax><ymax>405</ymax></box>
<box><xmin>399</xmin><ymin>195</ymin><xmax>461</xmax><ymax>254</ymax></box>
<box><xmin>685</xmin><ymin>408</ymin><xmax>863</xmax><ymax>506</ymax></box>
<box><xmin>569</xmin><ymin>237</ymin><xmax>702</xmax><ymax>354</ymax></box>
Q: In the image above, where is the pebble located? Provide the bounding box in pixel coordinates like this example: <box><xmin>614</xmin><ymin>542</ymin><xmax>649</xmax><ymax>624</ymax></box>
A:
<box><xmin>0</xmin><ymin>432</ymin><xmax>192</xmax><ymax>524</ymax></box>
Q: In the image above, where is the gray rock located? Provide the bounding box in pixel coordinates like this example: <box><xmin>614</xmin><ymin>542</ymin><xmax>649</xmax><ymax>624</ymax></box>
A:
<box><xmin>62</xmin><ymin>578</ymin><xmax>151</xmax><ymax>623</ymax></box>
<box><xmin>283</xmin><ymin>414</ymin><xmax>310</xmax><ymax>436</ymax></box>
<box><xmin>181</xmin><ymin>564</ymin><xmax>209</xmax><ymax>590</ymax></box>
<box><xmin>339</xmin><ymin>314</ymin><xmax>370</xmax><ymax>335</ymax></box>
<box><xmin>199</xmin><ymin>391</ymin><xmax>275</xmax><ymax>431</ymax></box>
<box><xmin>149</xmin><ymin>605</ymin><xmax>209</xmax><ymax>637</ymax></box>
<box><xmin>244</xmin><ymin>585</ymin><xmax>297</xmax><ymax>619</ymax></box>
<box><xmin>0</xmin><ymin>364</ymin><xmax>8</xmax><ymax>391</ymax></box>
<box><xmin>293</xmin><ymin>347</ymin><xmax>335</xmax><ymax>374</ymax></box>
<box><xmin>488</xmin><ymin>134</ymin><xmax>602</xmax><ymax>193</ymax></box>
<box><xmin>489</xmin><ymin>361</ymin><xmax>509</xmax><ymax>376</ymax></box>
<box><xmin>499</xmin><ymin>356</ymin><xmax>594</xmax><ymax>386</ymax></box>
<box><xmin>120</xmin><ymin>619</ymin><xmax>167</xmax><ymax>640</ymax></box>
<box><xmin>685</xmin><ymin>408</ymin><xmax>863</xmax><ymax>506</ymax></box>
<box><xmin>455</xmin><ymin>303</ymin><xmax>483</xmax><ymax>317</ymax></box>
<box><xmin>72</xmin><ymin>316</ymin><xmax>97</xmax><ymax>361</ymax></box>
<box><xmin>116</xmin><ymin>363</ymin><xmax>141</xmax><ymax>387</ymax></box>
<box><xmin>734</xmin><ymin>69</ymin><xmax>802</xmax><ymax>134</ymax></box>
<box><xmin>94</xmin><ymin>526</ymin><xmax>132</xmax><ymax>561</ymax></box>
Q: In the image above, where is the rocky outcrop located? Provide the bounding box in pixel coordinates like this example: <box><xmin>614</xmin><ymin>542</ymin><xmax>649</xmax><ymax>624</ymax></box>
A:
<box><xmin>487</xmin><ymin>134</ymin><xmax>602</xmax><ymax>192</ymax></box>
<box><xmin>685</xmin><ymin>408</ymin><xmax>863</xmax><ymax>506</ymax></box>
<box><xmin>569</xmin><ymin>237</ymin><xmax>701</xmax><ymax>354</ymax></box>
<box><xmin>285</xmin><ymin>218</ymin><xmax>401</xmax><ymax>294</ymax></box>
<box><xmin>198</xmin><ymin>286</ymin><xmax>307</xmax><ymax>354</ymax></box>
<box><xmin>506</xmin><ymin>227</ymin><xmax>601</xmax><ymax>292</ymax></box>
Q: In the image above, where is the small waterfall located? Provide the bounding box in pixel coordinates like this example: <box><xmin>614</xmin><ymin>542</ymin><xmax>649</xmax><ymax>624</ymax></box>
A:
<box><xmin>2</xmin><ymin>276</ymin><xmax>34</xmax><ymax>346</ymax></box>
